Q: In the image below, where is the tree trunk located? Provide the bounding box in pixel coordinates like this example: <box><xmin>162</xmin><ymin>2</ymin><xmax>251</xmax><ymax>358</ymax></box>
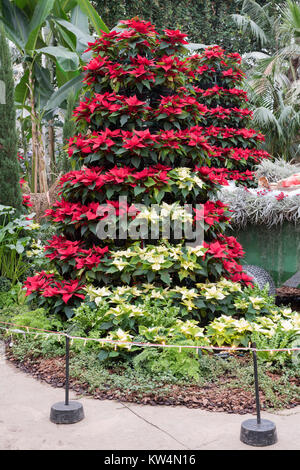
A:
<box><xmin>48</xmin><ymin>120</ymin><xmax>55</xmax><ymax>182</ymax></box>
<box><xmin>29</xmin><ymin>69</ymin><xmax>48</xmax><ymax>194</ymax></box>
<box><xmin>287</xmin><ymin>56</ymin><xmax>300</xmax><ymax>84</ymax></box>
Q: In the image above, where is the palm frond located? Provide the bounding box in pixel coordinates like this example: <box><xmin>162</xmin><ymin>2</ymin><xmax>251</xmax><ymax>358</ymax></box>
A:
<box><xmin>285</xmin><ymin>79</ymin><xmax>300</xmax><ymax>105</ymax></box>
<box><xmin>248</xmin><ymin>56</ymin><xmax>278</xmax><ymax>75</ymax></box>
<box><xmin>280</xmin><ymin>0</ymin><xmax>300</xmax><ymax>38</ymax></box>
<box><xmin>241</xmin><ymin>0</ymin><xmax>273</xmax><ymax>29</ymax></box>
<box><xmin>249</xmin><ymin>74</ymin><xmax>274</xmax><ymax>98</ymax></box>
<box><xmin>242</xmin><ymin>51</ymin><xmax>271</xmax><ymax>61</ymax></box>
<box><xmin>236</xmin><ymin>0</ymin><xmax>300</xmax><ymax>161</ymax></box>
<box><xmin>278</xmin><ymin>104</ymin><xmax>296</xmax><ymax>126</ymax></box>
<box><xmin>252</xmin><ymin>107</ymin><xmax>282</xmax><ymax>137</ymax></box>
<box><xmin>275</xmin><ymin>43</ymin><xmax>300</xmax><ymax>60</ymax></box>
<box><xmin>231</xmin><ymin>13</ymin><xmax>268</xmax><ymax>45</ymax></box>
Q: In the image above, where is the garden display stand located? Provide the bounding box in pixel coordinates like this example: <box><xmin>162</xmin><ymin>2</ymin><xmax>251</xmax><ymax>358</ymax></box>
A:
<box><xmin>50</xmin><ymin>335</ymin><xmax>84</xmax><ymax>424</ymax></box>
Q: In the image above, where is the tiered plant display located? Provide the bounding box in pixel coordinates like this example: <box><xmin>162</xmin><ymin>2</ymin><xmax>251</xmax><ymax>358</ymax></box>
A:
<box><xmin>25</xmin><ymin>19</ymin><xmax>271</xmax><ymax>324</ymax></box>
<box><xmin>186</xmin><ymin>47</ymin><xmax>270</xmax><ymax>187</ymax></box>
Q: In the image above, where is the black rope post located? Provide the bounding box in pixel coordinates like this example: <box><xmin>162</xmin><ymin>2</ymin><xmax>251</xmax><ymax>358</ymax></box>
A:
<box><xmin>252</xmin><ymin>342</ymin><xmax>261</xmax><ymax>425</ymax></box>
<box><xmin>50</xmin><ymin>333</ymin><xmax>84</xmax><ymax>424</ymax></box>
<box><xmin>65</xmin><ymin>335</ymin><xmax>70</xmax><ymax>406</ymax></box>
<box><xmin>240</xmin><ymin>343</ymin><xmax>277</xmax><ymax>446</ymax></box>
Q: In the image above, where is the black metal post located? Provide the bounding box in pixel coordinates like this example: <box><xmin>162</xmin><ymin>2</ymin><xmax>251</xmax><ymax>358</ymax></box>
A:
<box><xmin>50</xmin><ymin>332</ymin><xmax>84</xmax><ymax>424</ymax></box>
<box><xmin>240</xmin><ymin>342</ymin><xmax>277</xmax><ymax>446</ymax></box>
<box><xmin>65</xmin><ymin>335</ymin><xmax>69</xmax><ymax>406</ymax></box>
<box><xmin>252</xmin><ymin>342</ymin><xmax>261</xmax><ymax>424</ymax></box>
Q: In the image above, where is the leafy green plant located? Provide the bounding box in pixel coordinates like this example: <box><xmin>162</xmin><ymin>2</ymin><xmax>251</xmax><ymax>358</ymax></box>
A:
<box><xmin>133</xmin><ymin>345</ymin><xmax>202</xmax><ymax>381</ymax></box>
<box><xmin>251</xmin><ymin>326</ymin><xmax>300</xmax><ymax>365</ymax></box>
<box><xmin>0</xmin><ymin>282</ymin><xmax>28</xmax><ymax>308</ymax></box>
<box><xmin>10</xmin><ymin>307</ymin><xmax>63</xmax><ymax>332</ymax></box>
<box><xmin>68</xmin><ymin>349</ymin><xmax>185</xmax><ymax>397</ymax></box>
<box><xmin>6</xmin><ymin>332</ymin><xmax>65</xmax><ymax>360</ymax></box>
<box><xmin>226</xmin><ymin>356</ymin><xmax>300</xmax><ymax>409</ymax></box>
<box><xmin>0</xmin><ymin>277</ymin><xmax>11</xmax><ymax>292</ymax></box>
<box><xmin>0</xmin><ymin>304</ymin><xmax>32</xmax><ymax>322</ymax></box>
<box><xmin>83</xmin><ymin>279</ymin><xmax>277</xmax><ymax>325</ymax></box>
<box><xmin>0</xmin><ymin>205</ymin><xmax>38</xmax><ymax>285</ymax></box>
<box><xmin>70</xmin><ymin>281</ymin><xmax>300</xmax><ymax>360</ymax></box>
<box><xmin>206</xmin><ymin>307</ymin><xmax>300</xmax><ymax>353</ymax></box>
<box><xmin>1</xmin><ymin>307</ymin><xmax>65</xmax><ymax>359</ymax></box>
<box><xmin>0</xmin><ymin>0</ymin><xmax>109</xmax><ymax>192</ymax></box>
<box><xmin>0</xmin><ymin>291</ymin><xmax>15</xmax><ymax>308</ymax></box>
<box><xmin>69</xmin><ymin>300</ymin><xmax>110</xmax><ymax>333</ymax></box>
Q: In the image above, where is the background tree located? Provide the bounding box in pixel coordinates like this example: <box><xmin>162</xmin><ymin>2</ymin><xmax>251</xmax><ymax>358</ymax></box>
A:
<box><xmin>0</xmin><ymin>26</ymin><xmax>22</xmax><ymax>212</ymax></box>
<box><xmin>93</xmin><ymin>0</ymin><xmax>286</xmax><ymax>53</ymax></box>
<box><xmin>232</xmin><ymin>0</ymin><xmax>300</xmax><ymax>160</ymax></box>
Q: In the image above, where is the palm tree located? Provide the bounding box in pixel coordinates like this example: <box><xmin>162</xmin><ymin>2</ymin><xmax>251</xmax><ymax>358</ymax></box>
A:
<box><xmin>232</xmin><ymin>0</ymin><xmax>300</xmax><ymax>160</ymax></box>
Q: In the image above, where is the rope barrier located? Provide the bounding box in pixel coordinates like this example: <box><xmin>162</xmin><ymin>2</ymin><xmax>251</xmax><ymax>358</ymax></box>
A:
<box><xmin>0</xmin><ymin>320</ymin><xmax>299</xmax><ymax>353</ymax></box>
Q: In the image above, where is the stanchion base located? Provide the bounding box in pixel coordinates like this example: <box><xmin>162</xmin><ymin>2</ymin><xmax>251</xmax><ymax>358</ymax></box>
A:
<box><xmin>240</xmin><ymin>418</ymin><xmax>277</xmax><ymax>447</ymax></box>
<box><xmin>50</xmin><ymin>401</ymin><xmax>84</xmax><ymax>424</ymax></box>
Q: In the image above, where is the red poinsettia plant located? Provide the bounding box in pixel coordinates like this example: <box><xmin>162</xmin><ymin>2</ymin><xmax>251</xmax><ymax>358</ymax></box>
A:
<box><xmin>24</xmin><ymin>18</ymin><xmax>273</xmax><ymax>320</ymax></box>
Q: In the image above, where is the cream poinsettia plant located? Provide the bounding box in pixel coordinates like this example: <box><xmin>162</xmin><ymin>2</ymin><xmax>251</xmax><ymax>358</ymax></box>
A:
<box><xmin>74</xmin><ymin>279</ymin><xmax>300</xmax><ymax>360</ymax></box>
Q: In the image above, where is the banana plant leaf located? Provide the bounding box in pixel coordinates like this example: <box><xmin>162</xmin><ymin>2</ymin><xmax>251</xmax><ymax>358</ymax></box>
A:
<box><xmin>44</xmin><ymin>72</ymin><xmax>84</xmax><ymax>112</ymax></box>
<box><xmin>25</xmin><ymin>0</ymin><xmax>55</xmax><ymax>55</ymax></box>
<box><xmin>37</xmin><ymin>45</ymin><xmax>80</xmax><ymax>71</ymax></box>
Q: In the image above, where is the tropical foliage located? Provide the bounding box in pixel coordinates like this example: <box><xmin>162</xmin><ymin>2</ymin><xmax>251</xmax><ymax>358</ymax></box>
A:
<box><xmin>232</xmin><ymin>0</ymin><xmax>300</xmax><ymax>160</ymax></box>
<box><xmin>0</xmin><ymin>0</ymin><xmax>108</xmax><ymax>192</ymax></box>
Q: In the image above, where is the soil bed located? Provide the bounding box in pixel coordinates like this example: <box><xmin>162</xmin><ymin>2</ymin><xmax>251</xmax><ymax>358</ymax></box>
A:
<box><xmin>5</xmin><ymin>346</ymin><xmax>300</xmax><ymax>415</ymax></box>
<box><xmin>276</xmin><ymin>286</ymin><xmax>300</xmax><ymax>310</ymax></box>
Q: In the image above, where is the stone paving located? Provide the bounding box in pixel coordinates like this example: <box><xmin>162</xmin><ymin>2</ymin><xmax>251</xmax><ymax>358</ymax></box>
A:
<box><xmin>0</xmin><ymin>343</ymin><xmax>299</xmax><ymax>450</ymax></box>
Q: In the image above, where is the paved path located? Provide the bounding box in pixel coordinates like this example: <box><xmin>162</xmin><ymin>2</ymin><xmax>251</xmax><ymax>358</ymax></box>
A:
<box><xmin>0</xmin><ymin>343</ymin><xmax>299</xmax><ymax>450</ymax></box>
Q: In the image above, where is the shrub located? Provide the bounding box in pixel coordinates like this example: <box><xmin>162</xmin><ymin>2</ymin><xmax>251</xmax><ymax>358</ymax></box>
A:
<box><xmin>0</xmin><ymin>283</ymin><xmax>27</xmax><ymax>309</ymax></box>
<box><xmin>0</xmin><ymin>27</ymin><xmax>22</xmax><ymax>211</ymax></box>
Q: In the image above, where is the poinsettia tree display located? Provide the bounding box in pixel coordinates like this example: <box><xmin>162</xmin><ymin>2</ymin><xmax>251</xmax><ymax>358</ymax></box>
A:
<box><xmin>25</xmin><ymin>18</ymin><xmax>270</xmax><ymax>320</ymax></box>
<box><xmin>186</xmin><ymin>46</ymin><xmax>271</xmax><ymax>187</ymax></box>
